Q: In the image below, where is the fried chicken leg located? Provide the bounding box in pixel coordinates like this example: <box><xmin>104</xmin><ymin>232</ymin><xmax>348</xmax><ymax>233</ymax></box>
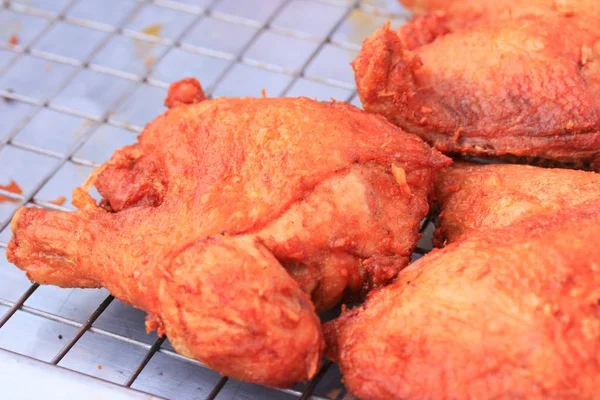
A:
<box><xmin>435</xmin><ymin>162</ymin><xmax>600</xmax><ymax>244</ymax></box>
<box><xmin>353</xmin><ymin>14</ymin><xmax>600</xmax><ymax>168</ymax></box>
<box><xmin>7</xmin><ymin>78</ymin><xmax>449</xmax><ymax>386</ymax></box>
<box><xmin>326</xmin><ymin>201</ymin><xmax>600</xmax><ymax>399</ymax></box>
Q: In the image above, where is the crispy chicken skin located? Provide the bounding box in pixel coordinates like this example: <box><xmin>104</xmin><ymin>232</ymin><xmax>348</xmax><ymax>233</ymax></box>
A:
<box><xmin>353</xmin><ymin>14</ymin><xmax>600</xmax><ymax>168</ymax></box>
<box><xmin>435</xmin><ymin>162</ymin><xmax>600</xmax><ymax>245</ymax></box>
<box><xmin>399</xmin><ymin>0</ymin><xmax>600</xmax><ymax>24</ymax></box>
<box><xmin>326</xmin><ymin>202</ymin><xmax>600</xmax><ymax>400</ymax></box>
<box><xmin>7</xmin><ymin>78</ymin><xmax>449</xmax><ymax>387</ymax></box>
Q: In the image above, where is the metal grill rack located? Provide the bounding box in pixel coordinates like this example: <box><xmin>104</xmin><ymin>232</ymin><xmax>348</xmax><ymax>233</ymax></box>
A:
<box><xmin>0</xmin><ymin>0</ymin><xmax>417</xmax><ymax>398</ymax></box>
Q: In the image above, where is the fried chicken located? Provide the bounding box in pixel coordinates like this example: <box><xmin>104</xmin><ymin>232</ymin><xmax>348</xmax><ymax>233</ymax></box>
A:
<box><xmin>399</xmin><ymin>0</ymin><xmax>600</xmax><ymax>25</ymax></box>
<box><xmin>353</xmin><ymin>14</ymin><xmax>600</xmax><ymax>169</ymax></box>
<box><xmin>326</xmin><ymin>201</ymin><xmax>600</xmax><ymax>399</ymax></box>
<box><xmin>435</xmin><ymin>162</ymin><xmax>600</xmax><ymax>245</ymax></box>
<box><xmin>7</xmin><ymin>78</ymin><xmax>449</xmax><ymax>387</ymax></box>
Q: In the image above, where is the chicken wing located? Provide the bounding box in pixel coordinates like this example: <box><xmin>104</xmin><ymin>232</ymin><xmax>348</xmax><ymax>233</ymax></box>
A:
<box><xmin>435</xmin><ymin>162</ymin><xmax>600</xmax><ymax>244</ymax></box>
<box><xmin>7</xmin><ymin>78</ymin><xmax>449</xmax><ymax>387</ymax></box>
<box><xmin>353</xmin><ymin>14</ymin><xmax>600</xmax><ymax>168</ymax></box>
<box><xmin>326</xmin><ymin>201</ymin><xmax>600</xmax><ymax>399</ymax></box>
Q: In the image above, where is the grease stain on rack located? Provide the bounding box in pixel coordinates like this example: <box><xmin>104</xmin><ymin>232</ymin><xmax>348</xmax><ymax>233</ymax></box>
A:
<box><xmin>132</xmin><ymin>23</ymin><xmax>163</xmax><ymax>68</ymax></box>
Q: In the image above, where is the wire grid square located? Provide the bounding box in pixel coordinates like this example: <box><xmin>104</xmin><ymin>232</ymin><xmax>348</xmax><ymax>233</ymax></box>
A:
<box><xmin>218</xmin><ymin>380</ymin><xmax>297</xmax><ymax>400</ymax></box>
<box><xmin>33</xmin><ymin>161</ymin><xmax>99</xmax><ymax>209</ymax></box>
<box><xmin>58</xmin><ymin>330</ymin><xmax>149</xmax><ymax>384</ymax></box>
<box><xmin>213</xmin><ymin>0</ymin><xmax>287</xmax><ymax>25</ymax></box>
<box><xmin>93</xmin><ymin>300</ymin><xmax>159</xmax><ymax>346</ymax></box>
<box><xmin>0</xmin><ymin>145</ymin><xmax>58</xmax><ymax>196</ymax></box>
<box><xmin>0</xmin><ymin>48</ymin><xmax>17</xmax><ymax>72</ymax></box>
<box><xmin>285</xmin><ymin>78</ymin><xmax>353</xmax><ymax>101</ymax></box>
<box><xmin>0</xmin><ymin>248</ymin><xmax>32</xmax><ymax>303</ymax></box>
<box><xmin>90</xmin><ymin>34</ymin><xmax>169</xmax><ymax>80</ymax></box>
<box><xmin>212</xmin><ymin>62</ymin><xmax>293</xmax><ymax>98</ymax></box>
<box><xmin>0</xmin><ymin>9</ymin><xmax>50</xmax><ymax>49</ymax></box>
<box><xmin>130</xmin><ymin>351</ymin><xmax>223</xmax><ymax>399</ymax></box>
<box><xmin>50</xmin><ymin>69</ymin><xmax>137</xmax><ymax>120</ymax></box>
<box><xmin>271</xmin><ymin>0</ymin><xmax>350</xmax><ymax>39</ymax></box>
<box><xmin>0</xmin><ymin>310</ymin><xmax>79</xmax><ymax>362</ymax></box>
<box><xmin>11</xmin><ymin>108</ymin><xmax>96</xmax><ymax>157</ymax></box>
<box><xmin>331</xmin><ymin>8</ymin><xmax>392</xmax><ymax>49</ymax></box>
<box><xmin>0</xmin><ymin>55</ymin><xmax>76</xmax><ymax>103</ymax></box>
<box><xmin>359</xmin><ymin>0</ymin><xmax>412</xmax><ymax>16</ymax></box>
<box><xmin>154</xmin><ymin>0</ymin><xmax>214</xmax><ymax>14</ymax></box>
<box><xmin>0</xmin><ymin>99</ymin><xmax>35</xmax><ymax>142</ymax></box>
<box><xmin>149</xmin><ymin>47</ymin><xmax>231</xmax><ymax>90</ymax></box>
<box><xmin>124</xmin><ymin>3</ymin><xmax>197</xmax><ymax>43</ymax></box>
<box><xmin>66</xmin><ymin>0</ymin><xmax>139</xmax><ymax>30</ymax></box>
<box><xmin>31</xmin><ymin>21</ymin><xmax>109</xmax><ymax>64</ymax></box>
<box><xmin>244</xmin><ymin>30</ymin><xmax>320</xmax><ymax>74</ymax></box>
<box><xmin>0</xmin><ymin>0</ymin><xmax>416</xmax><ymax>398</ymax></box>
<box><xmin>9</xmin><ymin>0</ymin><xmax>71</xmax><ymax>16</ymax></box>
<box><xmin>109</xmin><ymin>83</ymin><xmax>167</xmax><ymax>130</ymax></box>
<box><xmin>181</xmin><ymin>16</ymin><xmax>259</xmax><ymax>59</ymax></box>
<box><xmin>0</xmin><ymin>201</ymin><xmax>20</xmax><ymax>233</ymax></box>
<box><xmin>25</xmin><ymin>285</ymin><xmax>110</xmax><ymax>323</ymax></box>
<box><xmin>73</xmin><ymin>124</ymin><xmax>137</xmax><ymax>166</ymax></box>
<box><xmin>304</xmin><ymin>44</ymin><xmax>358</xmax><ymax>88</ymax></box>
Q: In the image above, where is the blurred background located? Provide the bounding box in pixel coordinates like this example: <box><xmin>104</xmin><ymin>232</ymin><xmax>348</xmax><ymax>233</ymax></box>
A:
<box><xmin>0</xmin><ymin>1</ymin><xmax>410</xmax><ymax>399</ymax></box>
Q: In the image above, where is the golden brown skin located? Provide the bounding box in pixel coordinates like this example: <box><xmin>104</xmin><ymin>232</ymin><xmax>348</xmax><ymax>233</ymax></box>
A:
<box><xmin>7</xmin><ymin>78</ymin><xmax>449</xmax><ymax>387</ymax></box>
<box><xmin>326</xmin><ymin>202</ymin><xmax>600</xmax><ymax>400</ymax></box>
<box><xmin>400</xmin><ymin>0</ymin><xmax>600</xmax><ymax>24</ymax></box>
<box><xmin>353</xmin><ymin>14</ymin><xmax>600</xmax><ymax>169</ymax></box>
<box><xmin>435</xmin><ymin>162</ymin><xmax>600</xmax><ymax>245</ymax></box>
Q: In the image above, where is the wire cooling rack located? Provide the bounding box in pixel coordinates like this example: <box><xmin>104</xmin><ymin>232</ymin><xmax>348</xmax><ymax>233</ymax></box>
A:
<box><xmin>0</xmin><ymin>0</ymin><xmax>416</xmax><ymax>398</ymax></box>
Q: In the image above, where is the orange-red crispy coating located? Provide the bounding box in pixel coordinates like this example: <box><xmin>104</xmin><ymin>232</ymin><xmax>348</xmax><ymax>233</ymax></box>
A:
<box><xmin>353</xmin><ymin>14</ymin><xmax>600</xmax><ymax>168</ymax></box>
<box><xmin>7</xmin><ymin>78</ymin><xmax>449</xmax><ymax>387</ymax></box>
<box><xmin>326</xmin><ymin>201</ymin><xmax>600</xmax><ymax>400</ymax></box>
<box><xmin>399</xmin><ymin>0</ymin><xmax>600</xmax><ymax>24</ymax></box>
<box><xmin>435</xmin><ymin>162</ymin><xmax>600</xmax><ymax>245</ymax></box>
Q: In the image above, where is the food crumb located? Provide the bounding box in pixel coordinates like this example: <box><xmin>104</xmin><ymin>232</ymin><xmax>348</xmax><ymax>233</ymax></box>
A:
<box><xmin>145</xmin><ymin>57</ymin><xmax>155</xmax><ymax>67</ymax></box>
<box><xmin>0</xmin><ymin>180</ymin><xmax>22</xmax><ymax>195</ymax></box>
<box><xmin>0</xmin><ymin>180</ymin><xmax>23</xmax><ymax>204</ymax></box>
<box><xmin>141</xmin><ymin>23</ymin><xmax>162</xmax><ymax>37</ymax></box>
<box><xmin>97</xmin><ymin>365</ymin><xmax>103</xmax><ymax>370</ymax></box>
<box><xmin>49</xmin><ymin>195</ymin><xmax>66</xmax><ymax>206</ymax></box>
<box><xmin>58</xmin><ymin>334</ymin><xmax>63</xmax><ymax>340</ymax></box>
<box><xmin>9</xmin><ymin>34</ymin><xmax>19</xmax><ymax>46</ymax></box>
<box><xmin>44</xmin><ymin>63</ymin><xmax>52</xmax><ymax>72</ymax></box>
<box><xmin>327</xmin><ymin>388</ymin><xmax>343</xmax><ymax>399</ymax></box>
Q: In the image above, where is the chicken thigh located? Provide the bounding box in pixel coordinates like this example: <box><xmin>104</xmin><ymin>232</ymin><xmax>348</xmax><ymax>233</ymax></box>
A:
<box><xmin>353</xmin><ymin>14</ymin><xmax>600</xmax><ymax>168</ymax></box>
<box><xmin>326</xmin><ymin>201</ymin><xmax>600</xmax><ymax>399</ymax></box>
<box><xmin>435</xmin><ymin>162</ymin><xmax>600</xmax><ymax>244</ymax></box>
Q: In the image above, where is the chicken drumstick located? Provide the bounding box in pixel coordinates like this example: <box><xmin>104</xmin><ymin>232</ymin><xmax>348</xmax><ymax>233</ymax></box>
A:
<box><xmin>8</xmin><ymin>78</ymin><xmax>449</xmax><ymax>386</ymax></box>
